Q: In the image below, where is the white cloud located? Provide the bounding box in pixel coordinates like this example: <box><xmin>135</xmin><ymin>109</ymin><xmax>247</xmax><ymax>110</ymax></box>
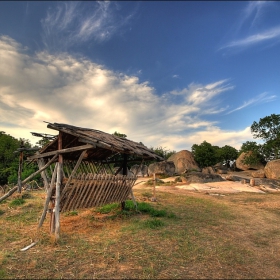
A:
<box><xmin>41</xmin><ymin>1</ymin><xmax>136</xmax><ymax>51</ymax></box>
<box><xmin>220</xmin><ymin>26</ymin><xmax>280</xmax><ymax>50</ymax></box>
<box><xmin>0</xmin><ymin>36</ymin><xmax>259</xmax><ymax>150</ymax></box>
<box><xmin>219</xmin><ymin>1</ymin><xmax>279</xmax><ymax>52</ymax></box>
<box><xmin>226</xmin><ymin>92</ymin><xmax>277</xmax><ymax>115</ymax></box>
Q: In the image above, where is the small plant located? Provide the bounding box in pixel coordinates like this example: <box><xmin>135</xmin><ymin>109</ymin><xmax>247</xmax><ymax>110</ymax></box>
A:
<box><xmin>96</xmin><ymin>203</ymin><xmax>119</xmax><ymax>214</ymax></box>
<box><xmin>0</xmin><ymin>209</ymin><xmax>5</xmax><ymax>216</ymax></box>
<box><xmin>64</xmin><ymin>210</ymin><xmax>78</xmax><ymax>216</ymax></box>
<box><xmin>143</xmin><ymin>218</ymin><xmax>165</xmax><ymax>229</ymax></box>
<box><xmin>9</xmin><ymin>198</ymin><xmax>25</xmax><ymax>207</ymax></box>
<box><xmin>142</xmin><ymin>192</ymin><xmax>152</xmax><ymax>198</ymax></box>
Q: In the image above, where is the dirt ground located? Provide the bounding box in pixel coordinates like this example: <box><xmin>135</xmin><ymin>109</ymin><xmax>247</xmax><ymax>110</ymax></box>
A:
<box><xmin>133</xmin><ymin>170</ymin><xmax>279</xmax><ymax>195</ymax></box>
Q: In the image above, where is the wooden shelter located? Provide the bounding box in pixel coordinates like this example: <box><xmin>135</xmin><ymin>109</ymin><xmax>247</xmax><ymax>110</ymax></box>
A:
<box><xmin>27</xmin><ymin>122</ymin><xmax>163</xmax><ymax>239</ymax></box>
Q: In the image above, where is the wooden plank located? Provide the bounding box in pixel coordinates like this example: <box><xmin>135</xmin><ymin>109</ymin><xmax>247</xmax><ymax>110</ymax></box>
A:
<box><xmin>27</xmin><ymin>144</ymin><xmax>95</xmax><ymax>160</ymax></box>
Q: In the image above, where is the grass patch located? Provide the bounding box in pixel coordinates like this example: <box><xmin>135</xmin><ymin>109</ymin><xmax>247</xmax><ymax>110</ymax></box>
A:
<box><xmin>142</xmin><ymin>218</ymin><xmax>165</xmax><ymax>229</ymax></box>
<box><xmin>0</xmin><ymin>209</ymin><xmax>5</xmax><ymax>216</ymax></box>
<box><xmin>64</xmin><ymin>210</ymin><xmax>78</xmax><ymax>216</ymax></box>
<box><xmin>1</xmin><ymin>189</ymin><xmax>280</xmax><ymax>279</ymax></box>
<box><xmin>96</xmin><ymin>203</ymin><xmax>119</xmax><ymax>214</ymax></box>
<box><xmin>9</xmin><ymin>198</ymin><xmax>25</xmax><ymax>207</ymax></box>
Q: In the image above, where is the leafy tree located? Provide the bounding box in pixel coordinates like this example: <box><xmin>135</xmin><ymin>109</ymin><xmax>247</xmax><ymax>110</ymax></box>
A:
<box><xmin>251</xmin><ymin>113</ymin><xmax>280</xmax><ymax>160</ymax></box>
<box><xmin>0</xmin><ymin>132</ymin><xmax>20</xmax><ymax>185</ymax></box>
<box><xmin>0</xmin><ymin>132</ymin><xmax>40</xmax><ymax>185</ymax></box>
<box><xmin>149</xmin><ymin>146</ymin><xmax>176</xmax><ymax>160</ymax></box>
<box><xmin>217</xmin><ymin>145</ymin><xmax>238</xmax><ymax>167</ymax></box>
<box><xmin>191</xmin><ymin>141</ymin><xmax>219</xmax><ymax>168</ymax></box>
<box><xmin>238</xmin><ymin>141</ymin><xmax>266</xmax><ymax>165</ymax></box>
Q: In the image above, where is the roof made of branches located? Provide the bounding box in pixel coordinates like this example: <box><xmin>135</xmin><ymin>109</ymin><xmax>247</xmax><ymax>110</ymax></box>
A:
<box><xmin>31</xmin><ymin>122</ymin><xmax>163</xmax><ymax>162</ymax></box>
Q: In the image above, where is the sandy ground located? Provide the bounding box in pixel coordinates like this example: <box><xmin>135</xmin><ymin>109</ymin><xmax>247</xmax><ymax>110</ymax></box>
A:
<box><xmin>133</xmin><ymin>171</ymin><xmax>279</xmax><ymax>195</ymax></box>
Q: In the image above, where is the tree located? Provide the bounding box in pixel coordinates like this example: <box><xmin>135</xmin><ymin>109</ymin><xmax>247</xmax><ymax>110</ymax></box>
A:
<box><xmin>251</xmin><ymin>113</ymin><xmax>280</xmax><ymax>160</ymax></box>
<box><xmin>149</xmin><ymin>146</ymin><xmax>176</xmax><ymax>160</ymax></box>
<box><xmin>239</xmin><ymin>141</ymin><xmax>266</xmax><ymax>165</ymax></box>
<box><xmin>217</xmin><ymin>145</ymin><xmax>238</xmax><ymax>167</ymax></box>
<box><xmin>0</xmin><ymin>132</ymin><xmax>20</xmax><ymax>185</ymax></box>
<box><xmin>191</xmin><ymin>141</ymin><xmax>219</xmax><ymax>168</ymax></box>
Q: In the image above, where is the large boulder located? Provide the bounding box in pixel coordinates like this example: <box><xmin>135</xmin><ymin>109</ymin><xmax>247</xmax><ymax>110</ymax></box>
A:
<box><xmin>236</xmin><ymin>152</ymin><xmax>265</xmax><ymax>171</ymax></box>
<box><xmin>148</xmin><ymin>161</ymin><xmax>175</xmax><ymax>176</ymax></box>
<box><xmin>167</xmin><ymin>150</ymin><xmax>200</xmax><ymax>174</ymax></box>
<box><xmin>264</xmin><ymin>160</ymin><xmax>280</xmax><ymax>179</ymax></box>
<box><xmin>130</xmin><ymin>165</ymin><xmax>148</xmax><ymax>177</ymax></box>
<box><xmin>183</xmin><ymin>172</ymin><xmax>225</xmax><ymax>184</ymax></box>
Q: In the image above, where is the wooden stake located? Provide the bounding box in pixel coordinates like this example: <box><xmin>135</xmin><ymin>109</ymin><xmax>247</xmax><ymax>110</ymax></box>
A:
<box><xmin>38</xmin><ymin>163</ymin><xmax>58</xmax><ymax>228</ymax></box>
<box><xmin>54</xmin><ymin>162</ymin><xmax>62</xmax><ymax>240</ymax></box>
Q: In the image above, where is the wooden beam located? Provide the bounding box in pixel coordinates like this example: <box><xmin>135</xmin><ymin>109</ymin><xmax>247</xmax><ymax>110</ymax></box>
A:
<box><xmin>27</xmin><ymin>144</ymin><xmax>95</xmax><ymax>160</ymax></box>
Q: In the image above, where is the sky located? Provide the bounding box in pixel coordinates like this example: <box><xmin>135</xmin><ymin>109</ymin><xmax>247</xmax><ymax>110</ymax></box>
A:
<box><xmin>0</xmin><ymin>1</ymin><xmax>279</xmax><ymax>152</ymax></box>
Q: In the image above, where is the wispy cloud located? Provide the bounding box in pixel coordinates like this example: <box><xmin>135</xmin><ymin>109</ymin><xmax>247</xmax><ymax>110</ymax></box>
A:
<box><xmin>226</xmin><ymin>92</ymin><xmax>277</xmax><ymax>115</ymax></box>
<box><xmin>41</xmin><ymin>2</ymin><xmax>137</xmax><ymax>51</ymax></box>
<box><xmin>219</xmin><ymin>1</ymin><xmax>279</xmax><ymax>52</ymax></box>
<box><xmin>220</xmin><ymin>26</ymin><xmax>280</xmax><ymax>50</ymax></box>
<box><xmin>0</xmin><ymin>35</ymin><xmax>255</xmax><ymax>150</ymax></box>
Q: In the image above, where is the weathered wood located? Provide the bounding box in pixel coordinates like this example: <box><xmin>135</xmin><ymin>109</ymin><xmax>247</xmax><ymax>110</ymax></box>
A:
<box><xmin>37</xmin><ymin>158</ymin><xmax>50</xmax><ymax>190</ymax></box>
<box><xmin>27</xmin><ymin>144</ymin><xmax>95</xmax><ymax>160</ymax></box>
<box><xmin>0</xmin><ymin>154</ymin><xmax>58</xmax><ymax>203</ymax></box>
<box><xmin>60</xmin><ymin>150</ymin><xmax>87</xmax><ymax>202</ymax></box>
<box><xmin>54</xmin><ymin>162</ymin><xmax>62</xmax><ymax>240</ymax></box>
<box><xmin>17</xmin><ymin>150</ymin><xmax>23</xmax><ymax>193</ymax></box>
<box><xmin>20</xmin><ymin>242</ymin><xmax>37</xmax><ymax>251</ymax></box>
<box><xmin>38</xmin><ymin>163</ymin><xmax>58</xmax><ymax>228</ymax></box>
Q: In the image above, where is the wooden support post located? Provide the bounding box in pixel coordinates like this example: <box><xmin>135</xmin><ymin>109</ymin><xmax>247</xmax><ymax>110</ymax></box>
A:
<box><xmin>121</xmin><ymin>154</ymin><xmax>128</xmax><ymax>210</ymax></box>
<box><xmin>17</xmin><ymin>141</ymin><xmax>24</xmax><ymax>193</ymax></box>
<box><xmin>38</xmin><ymin>163</ymin><xmax>58</xmax><ymax>228</ymax></box>
<box><xmin>54</xmin><ymin>131</ymin><xmax>63</xmax><ymax>240</ymax></box>
<box><xmin>54</xmin><ymin>162</ymin><xmax>62</xmax><ymax>240</ymax></box>
<box><xmin>151</xmin><ymin>173</ymin><xmax>157</xmax><ymax>202</ymax></box>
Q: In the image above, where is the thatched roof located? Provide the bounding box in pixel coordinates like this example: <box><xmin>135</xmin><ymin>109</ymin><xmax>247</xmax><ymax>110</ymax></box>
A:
<box><xmin>29</xmin><ymin>122</ymin><xmax>163</xmax><ymax>162</ymax></box>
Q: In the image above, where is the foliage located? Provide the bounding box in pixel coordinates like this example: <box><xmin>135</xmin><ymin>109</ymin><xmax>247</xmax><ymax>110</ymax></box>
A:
<box><xmin>192</xmin><ymin>141</ymin><xmax>238</xmax><ymax>168</ymax></box>
<box><xmin>149</xmin><ymin>146</ymin><xmax>176</xmax><ymax>160</ymax></box>
<box><xmin>192</xmin><ymin>141</ymin><xmax>219</xmax><ymax>168</ymax></box>
<box><xmin>239</xmin><ymin>114</ymin><xmax>280</xmax><ymax>165</ymax></box>
<box><xmin>0</xmin><ymin>132</ymin><xmax>40</xmax><ymax>185</ymax></box>
<box><xmin>251</xmin><ymin>113</ymin><xmax>280</xmax><ymax>160</ymax></box>
<box><xmin>217</xmin><ymin>145</ymin><xmax>238</xmax><ymax>167</ymax></box>
<box><xmin>112</xmin><ymin>131</ymin><xmax>127</xmax><ymax>138</ymax></box>
<box><xmin>238</xmin><ymin>141</ymin><xmax>263</xmax><ymax>164</ymax></box>
<box><xmin>0</xmin><ymin>132</ymin><xmax>20</xmax><ymax>185</ymax></box>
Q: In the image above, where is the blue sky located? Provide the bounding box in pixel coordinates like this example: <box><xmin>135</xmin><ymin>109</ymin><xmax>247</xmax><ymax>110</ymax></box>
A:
<box><xmin>0</xmin><ymin>1</ymin><xmax>279</xmax><ymax>151</ymax></box>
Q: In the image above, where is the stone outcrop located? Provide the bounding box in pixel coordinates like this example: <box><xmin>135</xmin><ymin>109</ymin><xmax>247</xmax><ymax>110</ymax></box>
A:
<box><xmin>130</xmin><ymin>165</ymin><xmax>148</xmax><ymax>177</ymax></box>
<box><xmin>202</xmin><ymin>166</ymin><xmax>216</xmax><ymax>174</ymax></box>
<box><xmin>183</xmin><ymin>172</ymin><xmax>225</xmax><ymax>184</ymax></box>
<box><xmin>167</xmin><ymin>150</ymin><xmax>200</xmax><ymax>174</ymax></box>
<box><xmin>251</xmin><ymin>169</ymin><xmax>265</xmax><ymax>178</ymax></box>
<box><xmin>236</xmin><ymin>152</ymin><xmax>265</xmax><ymax>171</ymax></box>
<box><xmin>148</xmin><ymin>161</ymin><xmax>175</xmax><ymax>176</ymax></box>
<box><xmin>264</xmin><ymin>159</ymin><xmax>280</xmax><ymax>179</ymax></box>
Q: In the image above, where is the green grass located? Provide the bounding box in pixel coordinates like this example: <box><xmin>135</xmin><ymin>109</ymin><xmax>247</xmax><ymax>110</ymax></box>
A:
<box><xmin>9</xmin><ymin>198</ymin><xmax>25</xmax><ymax>207</ymax></box>
<box><xmin>64</xmin><ymin>210</ymin><xmax>79</xmax><ymax>216</ymax></box>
